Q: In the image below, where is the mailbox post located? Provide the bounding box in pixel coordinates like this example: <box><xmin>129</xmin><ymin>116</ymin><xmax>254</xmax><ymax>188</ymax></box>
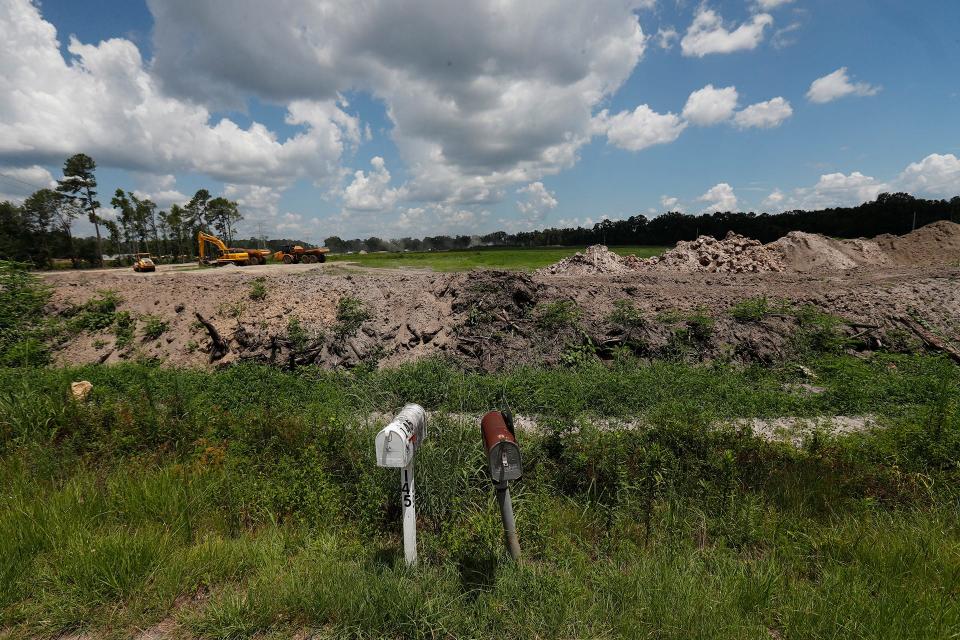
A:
<box><xmin>480</xmin><ymin>410</ymin><xmax>522</xmax><ymax>561</ymax></box>
<box><xmin>375</xmin><ymin>404</ymin><xmax>427</xmax><ymax>567</ymax></box>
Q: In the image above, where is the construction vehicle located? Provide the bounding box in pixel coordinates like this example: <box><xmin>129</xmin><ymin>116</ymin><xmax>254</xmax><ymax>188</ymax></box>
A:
<box><xmin>247</xmin><ymin>248</ymin><xmax>272</xmax><ymax>264</ymax></box>
<box><xmin>197</xmin><ymin>231</ymin><xmax>268</xmax><ymax>266</ymax></box>
<box><xmin>273</xmin><ymin>244</ymin><xmax>329</xmax><ymax>264</ymax></box>
<box><xmin>132</xmin><ymin>253</ymin><xmax>156</xmax><ymax>272</ymax></box>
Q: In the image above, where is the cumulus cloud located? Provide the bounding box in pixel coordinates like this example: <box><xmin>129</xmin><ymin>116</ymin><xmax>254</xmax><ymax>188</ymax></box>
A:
<box><xmin>146</xmin><ymin>0</ymin><xmax>649</xmax><ymax>206</ymax></box>
<box><xmin>762</xmin><ymin>189</ymin><xmax>785</xmax><ymax>209</ymax></box>
<box><xmin>681</xmin><ymin>7</ymin><xmax>773</xmax><ymax>57</ymax></box>
<box><xmin>0</xmin><ymin>0</ymin><xmax>361</xmax><ymax>192</ymax></box>
<box><xmin>682</xmin><ymin>84</ymin><xmax>739</xmax><ymax>126</ymax></box>
<box><xmin>342</xmin><ymin>156</ymin><xmax>401</xmax><ymax>212</ymax></box>
<box><xmin>131</xmin><ymin>173</ymin><xmax>187</xmax><ymax>209</ymax></box>
<box><xmin>733</xmin><ymin>97</ymin><xmax>793</xmax><ymax>129</ymax></box>
<box><xmin>516</xmin><ymin>182</ymin><xmax>558</xmax><ymax>222</ymax></box>
<box><xmin>595</xmin><ymin>105</ymin><xmax>687</xmax><ymax>151</ymax></box>
<box><xmin>656</xmin><ymin>27</ymin><xmax>679</xmax><ymax>50</ymax></box>
<box><xmin>660</xmin><ymin>195</ymin><xmax>681</xmax><ymax>211</ymax></box>
<box><xmin>806</xmin><ymin>67</ymin><xmax>881</xmax><ymax>104</ymax></box>
<box><xmin>699</xmin><ymin>182</ymin><xmax>738</xmax><ymax>212</ymax></box>
<box><xmin>755</xmin><ymin>0</ymin><xmax>793</xmax><ymax>9</ymax></box>
<box><xmin>897</xmin><ymin>153</ymin><xmax>960</xmax><ymax>198</ymax></box>
<box><xmin>0</xmin><ymin>164</ymin><xmax>55</xmax><ymax>202</ymax></box>
<box><xmin>762</xmin><ymin>152</ymin><xmax>960</xmax><ymax>212</ymax></box>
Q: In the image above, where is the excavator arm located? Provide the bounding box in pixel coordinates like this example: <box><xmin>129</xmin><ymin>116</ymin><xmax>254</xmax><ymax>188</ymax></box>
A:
<box><xmin>198</xmin><ymin>231</ymin><xmax>229</xmax><ymax>261</ymax></box>
<box><xmin>197</xmin><ymin>231</ymin><xmax>250</xmax><ymax>265</ymax></box>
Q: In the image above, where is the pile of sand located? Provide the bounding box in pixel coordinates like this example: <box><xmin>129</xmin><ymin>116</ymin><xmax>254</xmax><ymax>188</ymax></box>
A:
<box><xmin>538</xmin><ymin>221</ymin><xmax>960</xmax><ymax>276</ymax></box>
<box><xmin>768</xmin><ymin>232</ymin><xmax>892</xmax><ymax>272</ymax></box>
<box><xmin>875</xmin><ymin>220</ymin><xmax>960</xmax><ymax>265</ymax></box>
<box><xmin>536</xmin><ymin>245</ymin><xmax>632</xmax><ymax>275</ymax></box>
<box><xmin>635</xmin><ymin>232</ymin><xmax>786</xmax><ymax>273</ymax></box>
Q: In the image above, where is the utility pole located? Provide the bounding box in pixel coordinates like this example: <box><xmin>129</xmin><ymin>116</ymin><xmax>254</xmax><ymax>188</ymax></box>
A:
<box><xmin>912</xmin><ymin>211</ymin><xmax>917</xmax><ymax>232</ymax></box>
<box><xmin>256</xmin><ymin>220</ymin><xmax>266</xmax><ymax>249</ymax></box>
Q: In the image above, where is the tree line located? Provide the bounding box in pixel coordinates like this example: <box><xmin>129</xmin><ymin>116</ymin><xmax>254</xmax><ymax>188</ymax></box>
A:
<box><xmin>0</xmin><ymin>154</ymin><xmax>243</xmax><ymax>268</ymax></box>
<box><xmin>3</xmin><ymin>153</ymin><xmax>959</xmax><ymax>267</ymax></box>
<box><xmin>322</xmin><ymin>192</ymin><xmax>960</xmax><ymax>253</ymax></box>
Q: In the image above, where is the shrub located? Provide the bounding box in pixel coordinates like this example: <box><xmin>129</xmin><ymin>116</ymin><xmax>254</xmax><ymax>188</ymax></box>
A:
<box><xmin>249</xmin><ymin>278</ymin><xmax>267</xmax><ymax>301</ymax></box>
<box><xmin>114</xmin><ymin>312</ymin><xmax>136</xmax><ymax>348</ymax></box>
<box><xmin>287</xmin><ymin>317</ymin><xmax>310</xmax><ymax>351</ymax></box>
<box><xmin>535</xmin><ymin>300</ymin><xmax>580</xmax><ymax>331</ymax></box>
<box><xmin>607</xmin><ymin>299</ymin><xmax>644</xmax><ymax>332</ymax></box>
<box><xmin>334</xmin><ymin>296</ymin><xmax>371</xmax><ymax>340</ymax></box>
<box><xmin>68</xmin><ymin>290</ymin><xmax>122</xmax><ymax>331</ymax></box>
<box><xmin>141</xmin><ymin>315</ymin><xmax>169</xmax><ymax>341</ymax></box>
<box><xmin>730</xmin><ymin>296</ymin><xmax>771</xmax><ymax>322</ymax></box>
<box><xmin>791</xmin><ymin>305</ymin><xmax>848</xmax><ymax>355</ymax></box>
<box><xmin>0</xmin><ymin>261</ymin><xmax>51</xmax><ymax>366</ymax></box>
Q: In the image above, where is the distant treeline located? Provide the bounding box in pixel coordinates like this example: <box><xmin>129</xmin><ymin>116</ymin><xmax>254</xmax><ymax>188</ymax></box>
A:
<box><xmin>321</xmin><ymin>192</ymin><xmax>960</xmax><ymax>253</ymax></box>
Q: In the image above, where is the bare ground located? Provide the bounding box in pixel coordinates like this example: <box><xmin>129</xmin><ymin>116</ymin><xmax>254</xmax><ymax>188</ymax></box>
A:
<box><xmin>42</xmin><ymin>259</ymin><xmax>960</xmax><ymax>371</ymax></box>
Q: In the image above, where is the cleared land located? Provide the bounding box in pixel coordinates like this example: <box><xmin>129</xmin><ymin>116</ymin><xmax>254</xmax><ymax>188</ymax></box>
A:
<box><xmin>326</xmin><ymin>245</ymin><xmax>666</xmax><ymax>271</ymax></box>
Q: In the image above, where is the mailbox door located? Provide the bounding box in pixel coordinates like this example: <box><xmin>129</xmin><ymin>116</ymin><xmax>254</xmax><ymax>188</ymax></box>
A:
<box><xmin>376</xmin><ymin>426</ymin><xmax>412</xmax><ymax>467</ymax></box>
<box><xmin>489</xmin><ymin>441</ymin><xmax>522</xmax><ymax>484</ymax></box>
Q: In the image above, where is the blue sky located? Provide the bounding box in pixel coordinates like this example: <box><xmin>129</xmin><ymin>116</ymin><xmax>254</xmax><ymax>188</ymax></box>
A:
<box><xmin>0</xmin><ymin>0</ymin><xmax>958</xmax><ymax>243</ymax></box>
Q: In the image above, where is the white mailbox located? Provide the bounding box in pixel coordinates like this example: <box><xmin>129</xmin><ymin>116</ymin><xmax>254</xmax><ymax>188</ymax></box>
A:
<box><xmin>375</xmin><ymin>403</ymin><xmax>427</xmax><ymax>566</ymax></box>
<box><xmin>375</xmin><ymin>404</ymin><xmax>427</xmax><ymax>468</ymax></box>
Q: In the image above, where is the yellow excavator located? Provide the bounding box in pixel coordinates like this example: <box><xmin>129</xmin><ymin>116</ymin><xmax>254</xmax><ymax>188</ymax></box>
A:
<box><xmin>197</xmin><ymin>231</ymin><xmax>270</xmax><ymax>266</ymax></box>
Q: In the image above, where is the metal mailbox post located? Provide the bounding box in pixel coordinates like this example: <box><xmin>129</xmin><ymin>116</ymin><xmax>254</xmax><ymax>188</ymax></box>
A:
<box><xmin>375</xmin><ymin>404</ymin><xmax>427</xmax><ymax>566</ymax></box>
<box><xmin>480</xmin><ymin>410</ymin><xmax>522</xmax><ymax>561</ymax></box>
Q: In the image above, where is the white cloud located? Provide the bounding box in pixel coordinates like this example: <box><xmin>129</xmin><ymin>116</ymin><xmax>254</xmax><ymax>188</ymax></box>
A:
<box><xmin>146</xmin><ymin>0</ymin><xmax>650</xmax><ymax>207</ymax></box>
<box><xmin>656</xmin><ymin>27</ymin><xmax>679</xmax><ymax>50</ymax></box>
<box><xmin>595</xmin><ymin>105</ymin><xmax>687</xmax><ymax>151</ymax></box>
<box><xmin>699</xmin><ymin>182</ymin><xmax>738</xmax><ymax>212</ymax></box>
<box><xmin>224</xmin><ymin>184</ymin><xmax>283</xmax><ymax>216</ymax></box>
<box><xmin>733</xmin><ymin>97</ymin><xmax>793</xmax><ymax>129</ymax></box>
<box><xmin>0</xmin><ymin>0</ymin><xmax>361</xmax><ymax>193</ymax></box>
<box><xmin>660</xmin><ymin>194</ymin><xmax>681</xmax><ymax>211</ymax></box>
<box><xmin>516</xmin><ymin>182</ymin><xmax>558</xmax><ymax>223</ymax></box>
<box><xmin>897</xmin><ymin>153</ymin><xmax>960</xmax><ymax>198</ymax></box>
<box><xmin>682</xmin><ymin>84</ymin><xmax>739</xmax><ymax>126</ymax></box>
<box><xmin>814</xmin><ymin>172</ymin><xmax>889</xmax><ymax>203</ymax></box>
<box><xmin>755</xmin><ymin>0</ymin><xmax>793</xmax><ymax>9</ymax></box>
<box><xmin>342</xmin><ymin>156</ymin><xmax>400</xmax><ymax>212</ymax></box>
<box><xmin>772</xmin><ymin>21</ymin><xmax>802</xmax><ymax>49</ymax></box>
<box><xmin>681</xmin><ymin>8</ymin><xmax>773</xmax><ymax>57</ymax></box>
<box><xmin>762</xmin><ymin>189</ymin><xmax>785</xmax><ymax>209</ymax></box>
<box><xmin>763</xmin><ymin>153</ymin><xmax>960</xmax><ymax>213</ymax></box>
<box><xmin>0</xmin><ymin>164</ymin><xmax>55</xmax><ymax>202</ymax></box>
<box><xmin>131</xmin><ymin>173</ymin><xmax>187</xmax><ymax>209</ymax></box>
<box><xmin>806</xmin><ymin>67</ymin><xmax>880</xmax><ymax>104</ymax></box>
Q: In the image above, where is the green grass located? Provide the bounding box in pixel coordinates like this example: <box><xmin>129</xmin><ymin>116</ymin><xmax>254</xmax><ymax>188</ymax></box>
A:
<box><xmin>326</xmin><ymin>245</ymin><xmax>666</xmax><ymax>272</ymax></box>
<box><xmin>0</xmin><ymin>355</ymin><xmax>958</xmax><ymax>638</ymax></box>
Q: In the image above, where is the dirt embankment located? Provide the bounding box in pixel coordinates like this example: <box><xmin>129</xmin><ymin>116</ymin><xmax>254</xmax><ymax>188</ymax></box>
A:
<box><xmin>43</xmin><ymin>257</ymin><xmax>960</xmax><ymax>371</ymax></box>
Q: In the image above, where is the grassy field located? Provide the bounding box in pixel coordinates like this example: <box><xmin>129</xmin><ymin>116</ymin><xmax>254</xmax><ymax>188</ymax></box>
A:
<box><xmin>326</xmin><ymin>245</ymin><xmax>666</xmax><ymax>271</ymax></box>
<box><xmin>1</xmin><ymin>355</ymin><xmax>958</xmax><ymax>639</ymax></box>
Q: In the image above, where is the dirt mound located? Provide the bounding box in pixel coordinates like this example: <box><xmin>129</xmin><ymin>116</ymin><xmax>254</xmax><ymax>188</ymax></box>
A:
<box><xmin>40</xmin><ymin>258</ymin><xmax>960</xmax><ymax>372</ymax></box>
<box><xmin>769</xmin><ymin>221</ymin><xmax>960</xmax><ymax>271</ymax></box>
<box><xmin>875</xmin><ymin>220</ymin><xmax>960</xmax><ymax>265</ymax></box>
<box><xmin>634</xmin><ymin>232</ymin><xmax>785</xmax><ymax>273</ymax></box>
<box><xmin>536</xmin><ymin>245</ymin><xmax>632</xmax><ymax>275</ymax></box>
<box><xmin>768</xmin><ymin>232</ymin><xmax>891</xmax><ymax>272</ymax></box>
<box><xmin>539</xmin><ymin>221</ymin><xmax>960</xmax><ymax>276</ymax></box>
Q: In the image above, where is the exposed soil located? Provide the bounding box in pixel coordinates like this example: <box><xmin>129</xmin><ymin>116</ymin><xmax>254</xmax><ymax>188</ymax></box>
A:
<box><xmin>540</xmin><ymin>221</ymin><xmax>960</xmax><ymax>276</ymax></box>
<box><xmin>42</xmin><ymin>251</ymin><xmax>960</xmax><ymax>371</ymax></box>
